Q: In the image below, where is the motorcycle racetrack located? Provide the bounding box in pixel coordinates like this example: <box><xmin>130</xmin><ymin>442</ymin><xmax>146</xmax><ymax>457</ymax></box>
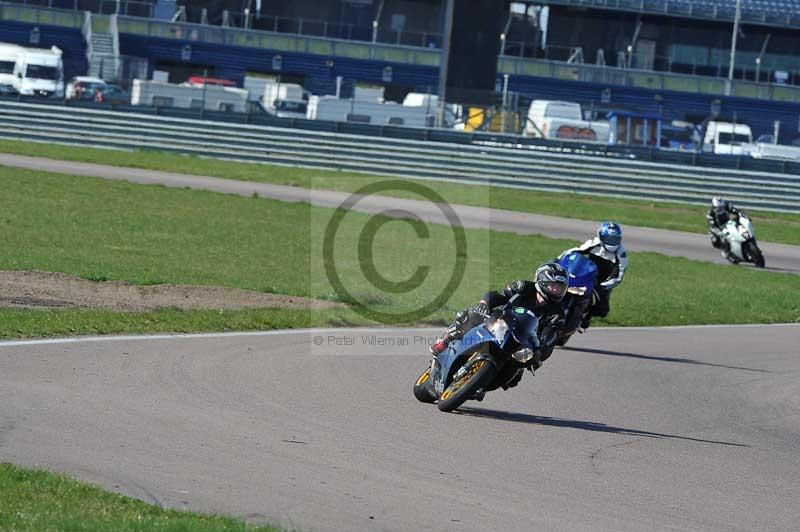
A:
<box><xmin>2</xmin><ymin>324</ymin><xmax>798</xmax><ymax>532</ymax></box>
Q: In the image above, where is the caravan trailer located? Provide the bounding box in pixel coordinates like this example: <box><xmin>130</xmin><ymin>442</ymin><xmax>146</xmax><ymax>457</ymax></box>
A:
<box><xmin>131</xmin><ymin>79</ymin><xmax>249</xmax><ymax>112</ymax></box>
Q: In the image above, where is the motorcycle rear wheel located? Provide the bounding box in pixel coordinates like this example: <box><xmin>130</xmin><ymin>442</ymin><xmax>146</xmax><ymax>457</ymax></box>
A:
<box><xmin>413</xmin><ymin>367</ymin><xmax>437</xmax><ymax>404</ymax></box>
<box><xmin>437</xmin><ymin>357</ymin><xmax>497</xmax><ymax>413</ymax></box>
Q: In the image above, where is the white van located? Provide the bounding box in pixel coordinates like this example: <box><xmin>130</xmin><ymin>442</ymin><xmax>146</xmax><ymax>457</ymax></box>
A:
<box><xmin>703</xmin><ymin>121</ymin><xmax>753</xmax><ymax>156</ymax></box>
<box><xmin>12</xmin><ymin>45</ymin><xmax>64</xmax><ymax>97</ymax></box>
<box><xmin>0</xmin><ymin>43</ymin><xmax>21</xmax><ymax>94</ymax></box>
<box><xmin>523</xmin><ymin>99</ymin><xmax>610</xmax><ymax>143</ymax></box>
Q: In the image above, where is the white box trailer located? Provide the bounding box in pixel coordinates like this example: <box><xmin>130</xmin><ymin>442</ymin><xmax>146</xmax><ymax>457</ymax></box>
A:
<box><xmin>307</xmin><ymin>95</ymin><xmax>434</xmax><ymax>128</ymax></box>
<box><xmin>131</xmin><ymin>79</ymin><xmax>249</xmax><ymax>112</ymax></box>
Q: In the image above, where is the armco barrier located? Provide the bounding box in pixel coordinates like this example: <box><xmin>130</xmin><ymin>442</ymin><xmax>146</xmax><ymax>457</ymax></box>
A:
<box><xmin>1</xmin><ymin>100</ymin><xmax>799</xmax><ymax>213</ymax></box>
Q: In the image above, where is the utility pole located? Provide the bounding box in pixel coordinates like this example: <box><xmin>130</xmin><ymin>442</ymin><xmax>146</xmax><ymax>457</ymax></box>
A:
<box><xmin>726</xmin><ymin>0</ymin><xmax>742</xmax><ymax>95</ymax></box>
<box><xmin>755</xmin><ymin>33</ymin><xmax>771</xmax><ymax>83</ymax></box>
<box><xmin>436</xmin><ymin>0</ymin><xmax>454</xmax><ymax>128</ymax></box>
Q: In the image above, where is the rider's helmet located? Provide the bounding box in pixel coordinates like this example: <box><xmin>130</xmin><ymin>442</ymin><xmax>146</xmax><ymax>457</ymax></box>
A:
<box><xmin>598</xmin><ymin>221</ymin><xmax>623</xmax><ymax>252</ymax></box>
<box><xmin>711</xmin><ymin>197</ymin><xmax>729</xmax><ymax>215</ymax></box>
<box><xmin>534</xmin><ymin>262</ymin><xmax>568</xmax><ymax>303</ymax></box>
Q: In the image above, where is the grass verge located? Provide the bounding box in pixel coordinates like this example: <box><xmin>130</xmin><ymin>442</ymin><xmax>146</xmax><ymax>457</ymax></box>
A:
<box><xmin>0</xmin><ymin>463</ymin><xmax>282</xmax><ymax>531</ymax></box>
<box><xmin>0</xmin><ymin>307</ymin><xmax>362</xmax><ymax>339</ymax></box>
<box><xmin>1</xmin><ymin>165</ymin><xmax>798</xmax><ymax>338</ymax></box>
<box><xmin>2</xmin><ymin>139</ymin><xmax>799</xmax><ymax>245</ymax></box>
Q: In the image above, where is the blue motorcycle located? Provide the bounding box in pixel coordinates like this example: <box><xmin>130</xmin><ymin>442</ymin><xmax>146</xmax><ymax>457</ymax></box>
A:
<box><xmin>413</xmin><ymin>301</ymin><xmax>553</xmax><ymax>412</ymax></box>
<box><xmin>555</xmin><ymin>251</ymin><xmax>599</xmax><ymax>347</ymax></box>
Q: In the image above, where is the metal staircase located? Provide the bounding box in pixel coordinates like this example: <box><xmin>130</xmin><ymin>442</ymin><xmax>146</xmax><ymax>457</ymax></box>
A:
<box><xmin>82</xmin><ymin>13</ymin><xmax>120</xmax><ymax>80</ymax></box>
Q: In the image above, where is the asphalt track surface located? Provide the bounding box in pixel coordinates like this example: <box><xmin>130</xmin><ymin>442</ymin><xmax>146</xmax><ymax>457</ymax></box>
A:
<box><xmin>2</xmin><ymin>153</ymin><xmax>799</xmax><ymax>274</ymax></box>
<box><xmin>2</xmin><ymin>325</ymin><xmax>799</xmax><ymax>532</ymax></box>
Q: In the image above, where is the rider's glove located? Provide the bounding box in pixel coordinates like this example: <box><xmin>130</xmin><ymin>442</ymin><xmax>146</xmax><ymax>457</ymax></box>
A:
<box><xmin>474</xmin><ymin>301</ymin><xmax>490</xmax><ymax>318</ymax></box>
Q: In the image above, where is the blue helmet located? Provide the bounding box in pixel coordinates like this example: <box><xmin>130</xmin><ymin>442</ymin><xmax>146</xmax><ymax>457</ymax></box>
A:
<box><xmin>598</xmin><ymin>221</ymin><xmax>622</xmax><ymax>251</ymax></box>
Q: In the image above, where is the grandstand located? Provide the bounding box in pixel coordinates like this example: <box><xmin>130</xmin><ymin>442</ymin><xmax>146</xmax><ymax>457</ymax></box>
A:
<box><xmin>1</xmin><ymin>0</ymin><xmax>800</xmax><ymax>142</ymax></box>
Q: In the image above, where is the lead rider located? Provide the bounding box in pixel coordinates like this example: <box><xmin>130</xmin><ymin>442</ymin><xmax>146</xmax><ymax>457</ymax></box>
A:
<box><xmin>429</xmin><ymin>263</ymin><xmax>568</xmax><ymax>377</ymax></box>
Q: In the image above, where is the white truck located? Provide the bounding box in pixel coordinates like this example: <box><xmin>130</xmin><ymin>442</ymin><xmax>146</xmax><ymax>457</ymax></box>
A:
<box><xmin>260</xmin><ymin>82</ymin><xmax>308</xmax><ymax>119</ymax></box>
<box><xmin>131</xmin><ymin>79</ymin><xmax>249</xmax><ymax>112</ymax></box>
<box><xmin>702</xmin><ymin>121</ymin><xmax>753</xmax><ymax>156</ymax></box>
<box><xmin>10</xmin><ymin>45</ymin><xmax>64</xmax><ymax>97</ymax></box>
<box><xmin>523</xmin><ymin>100</ymin><xmax>609</xmax><ymax>143</ymax></box>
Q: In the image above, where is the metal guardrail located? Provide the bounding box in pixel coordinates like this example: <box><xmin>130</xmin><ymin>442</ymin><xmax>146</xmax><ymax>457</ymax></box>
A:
<box><xmin>0</xmin><ymin>100</ymin><xmax>799</xmax><ymax>213</ymax></box>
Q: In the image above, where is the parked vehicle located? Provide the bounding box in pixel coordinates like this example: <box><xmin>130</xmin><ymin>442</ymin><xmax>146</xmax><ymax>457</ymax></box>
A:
<box><xmin>260</xmin><ymin>82</ymin><xmax>308</xmax><ymax>119</ymax></box>
<box><xmin>12</xmin><ymin>45</ymin><xmax>63</xmax><ymax>97</ymax></box>
<box><xmin>523</xmin><ymin>99</ymin><xmax>610</xmax><ymax>143</ymax></box>
<box><xmin>131</xmin><ymin>79</ymin><xmax>249</xmax><ymax>112</ymax></box>
<box><xmin>413</xmin><ymin>300</ymin><xmax>556</xmax><ymax>412</ymax></box>
<box><xmin>750</xmin><ymin>135</ymin><xmax>800</xmax><ymax>162</ymax></box>
<box><xmin>65</xmin><ymin>76</ymin><xmax>107</xmax><ymax>100</ymax></box>
<box><xmin>97</xmin><ymin>83</ymin><xmax>129</xmax><ymax>104</ymax></box>
<box><xmin>307</xmin><ymin>95</ymin><xmax>435</xmax><ymax>127</ymax></box>
<box><xmin>720</xmin><ymin>213</ymin><xmax>765</xmax><ymax>267</ymax></box>
<box><xmin>702</xmin><ymin>121</ymin><xmax>753</xmax><ymax>156</ymax></box>
<box><xmin>0</xmin><ymin>43</ymin><xmax>20</xmax><ymax>94</ymax></box>
<box><xmin>554</xmin><ymin>252</ymin><xmax>599</xmax><ymax>347</ymax></box>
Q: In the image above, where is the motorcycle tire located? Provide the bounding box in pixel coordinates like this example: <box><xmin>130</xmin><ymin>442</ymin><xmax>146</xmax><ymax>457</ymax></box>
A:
<box><xmin>437</xmin><ymin>356</ymin><xmax>497</xmax><ymax>413</ymax></box>
<box><xmin>750</xmin><ymin>244</ymin><xmax>766</xmax><ymax>268</ymax></box>
<box><xmin>413</xmin><ymin>367</ymin><xmax>437</xmax><ymax>404</ymax></box>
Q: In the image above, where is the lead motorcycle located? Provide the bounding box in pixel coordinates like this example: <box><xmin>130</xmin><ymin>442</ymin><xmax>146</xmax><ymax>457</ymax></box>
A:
<box><xmin>413</xmin><ymin>301</ymin><xmax>556</xmax><ymax>412</ymax></box>
<box><xmin>554</xmin><ymin>251</ymin><xmax>599</xmax><ymax>347</ymax></box>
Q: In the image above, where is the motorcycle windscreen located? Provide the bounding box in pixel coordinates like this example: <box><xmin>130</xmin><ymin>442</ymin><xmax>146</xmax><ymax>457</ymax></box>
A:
<box><xmin>559</xmin><ymin>252</ymin><xmax>598</xmax><ymax>291</ymax></box>
<box><xmin>504</xmin><ymin>306</ymin><xmax>541</xmax><ymax>350</ymax></box>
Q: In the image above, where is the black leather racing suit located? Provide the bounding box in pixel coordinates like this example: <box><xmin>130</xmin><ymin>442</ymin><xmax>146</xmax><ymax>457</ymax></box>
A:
<box><xmin>441</xmin><ymin>281</ymin><xmax>565</xmax><ymax>387</ymax></box>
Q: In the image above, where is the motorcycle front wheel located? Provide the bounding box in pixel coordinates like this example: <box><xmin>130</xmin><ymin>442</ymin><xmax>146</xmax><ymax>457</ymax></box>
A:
<box><xmin>749</xmin><ymin>243</ymin><xmax>766</xmax><ymax>268</ymax></box>
<box><xmin>413</xmin><ymin>367</ymin><xmax>437</xmax><ymax>404</ymax></box>
<box><xmin>437</xmin><ymin>356</ymin><xmax>497</xmax><ymax>413</ymax></box>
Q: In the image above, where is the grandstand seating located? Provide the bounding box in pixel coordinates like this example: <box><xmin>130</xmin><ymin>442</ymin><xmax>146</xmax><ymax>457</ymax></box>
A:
<box><xmin>507</xmin><ymin>74</ymin><xmax>800</xmax><ymax>142</ymax></box>
<box><xmin>570</xmin><ymin>0</ymin><xmax>800</xmax><ymax>24</ymax></box>
<box><xmin>0</xmin><ymin>20</ymin><xmax>86</xmax><ymax>79</ymax></box>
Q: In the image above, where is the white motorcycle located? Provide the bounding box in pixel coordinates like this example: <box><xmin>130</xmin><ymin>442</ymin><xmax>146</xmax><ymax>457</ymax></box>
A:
<box><xmin>720</xmin><ymin>214</ymin><xmax>765</xmax><ymax>268</ymax></box>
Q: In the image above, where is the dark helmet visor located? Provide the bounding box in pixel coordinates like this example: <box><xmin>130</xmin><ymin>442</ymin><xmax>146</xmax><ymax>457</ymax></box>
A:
<box><xmin>602</xmin><ymin>233</ymin><xmax>621</xmax><ymax>247</ymax></box>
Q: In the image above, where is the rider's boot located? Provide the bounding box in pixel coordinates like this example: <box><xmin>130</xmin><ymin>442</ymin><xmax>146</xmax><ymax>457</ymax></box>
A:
<box><xmin>429</xmin><ymin>325</ymin><xmax>461</xmax><ymax>356</ymax></box>
<box><xmin>429</xmin><ymin>339</ymin><xmax>448</xmax><ymax>356</ymax></box>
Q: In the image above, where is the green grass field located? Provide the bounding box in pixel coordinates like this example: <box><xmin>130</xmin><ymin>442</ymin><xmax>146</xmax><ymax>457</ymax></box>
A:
<box><xmin>1</xmin><ymin>165</ymin><xmax>797</xmax><ymax>339</ymax></box>
<box><xmin>0</xmin><ymin>463</ymin><xmax>282</xmax><ymax>531</ymax></box>
<box><xmin>2</xmin><ymin>139</ymin><xmax>799</xmax><ymax>245</ymax></box>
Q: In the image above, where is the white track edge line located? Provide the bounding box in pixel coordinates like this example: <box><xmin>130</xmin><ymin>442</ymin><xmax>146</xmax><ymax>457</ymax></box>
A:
<box><xmin>0</xmin><ymin>322</ymin><xmax>796</xmax><ymax>347</ymax></box>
